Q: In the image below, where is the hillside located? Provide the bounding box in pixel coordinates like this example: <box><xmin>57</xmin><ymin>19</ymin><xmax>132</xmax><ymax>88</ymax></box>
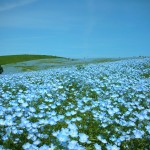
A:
<box><xmin>0</xmin><ymin>54</ymin><xmax>64</xmax><ymax>65</ymax></box>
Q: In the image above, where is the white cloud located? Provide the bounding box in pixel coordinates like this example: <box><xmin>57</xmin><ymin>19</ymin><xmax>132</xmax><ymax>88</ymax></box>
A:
<box><xmin>0</xmin><ymin>0</ymin><xmax>37</xmax><ymax>11</ymax></box>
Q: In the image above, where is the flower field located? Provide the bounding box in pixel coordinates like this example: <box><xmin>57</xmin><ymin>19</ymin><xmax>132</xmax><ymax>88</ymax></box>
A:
<box><xmin>0</xmin><ymin>58</ymin><xmax>150</xmax><ymax>150</ymax></box>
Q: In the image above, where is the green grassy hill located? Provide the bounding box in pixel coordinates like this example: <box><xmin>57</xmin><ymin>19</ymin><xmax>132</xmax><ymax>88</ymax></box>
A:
<box><xmin>0</xmin><ymin>54</ymin><xmax>64</xmax><ymax>65</ymax></box>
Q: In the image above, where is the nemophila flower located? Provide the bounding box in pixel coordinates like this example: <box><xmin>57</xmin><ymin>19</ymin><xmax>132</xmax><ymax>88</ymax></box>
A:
<box><xmin>145</xmin><ymin>125</ymin><xmax>150</xmax><ymax>134</ymax></box>
<box><xmin>30</xmin><ymin>144</ymin><xmax>38</xmax><ymax>150</ymax></box>
<box><xmin>138</xmin><ymin>111</ymin><xmax>148</xmax><ymax>120</ymax></box>
<box><xmin>38</xmin><ymin>133</ymin><xmax>48</xmax><ymax>139</ymax></box>
<box><xmin>68</xmin><ymin>123</ymin><xmax>78</xmax><ymax>130</ymax></box>
<box><xmin>52</xmin><ymin>131</ymin><xmax>59</xmax><ymax>137</ymax></box>
<box><xmin>82</xmin><ymin>97</ymin><xmax>89</xmax><ymax>103</ymax></box>
<box><xmin>84</xmin><ymin>106</ymin><xmax>91</xmax><ymax>111</ymax></box>
<box><xmin>127</xmin><ymin>121</ymin><xmax>135</xmax><ymax>127</ymax></box>
<box><xmin>76</xmin><ymin>117</ymin><xmax>82</xmax><ymax>121</ymax></box>
<box><xmin>27</xmin><ymin>134</ymin><xmax>34</xmax><ymax>140</ymax></box>
<box><xmin>16</xmin><ymin>112</ymin><xmax>22</xmax><ymax>117</ymax></box>
<box><xmin>110</xmin><ymin>135</ymin><xmax>117</xmax><ymax>142</ymax></box>
<box><xmin>39</xmin><ymin>119</ymin><xmax>48</xmax><ymax>125</ymax></box>
<box><xmin>56</xmin><ymin>102</ymin><xmax>61</xmax><ymax>106</ymax></box>
<box><xmin>11</xmin><ymin>128</ymin><xmax>18</xmax><ymax>134</ymax></box>
<box><xmin>33</xmin><ymin>140</ymin><xmax>41</xmax><ymax>145</ymax></box>
<box><xmin>76</xmin><ymin>145</ymin><xmax>86</xmax><ymax>150</ymax></box>
<box><xmin>70</xmin><ymin>129</ymin><xmax>78</xmax><ymax>138</ymax></box>
<box><xmin>38</xmin><ymin>145</ymin><xmax>49</xmax><ymax>150</ymax></box>
<box><xmin>68</xmin><ymin>140</ymin><xmax>78</xmax><ymax>150</ymax></box>
<box><xmin>18</xmin><ymin>129</ymin><xmax>23</xmax><ymax>134</ymax></box>
<box><xmin>48</xmin><ymin>119</ymin><xmax>56</xmax><ymax>125</ymax></box>
<box><xmin>80</xmin><ymin>109</ymin><xmax>86</xmax><ymax>113</ymax></box>
<box><xmin>66</xmin><ymin>112</ymin><xmax>72</xmax><ymax>116</ymax></box>
<box><xmin>124</xmin><ymin>110</ymin><xmax>131</xmax><ymax>116</ymax></box>
<box><xmin>51</xmin><ymin>104</ymin><xmax>56</xmax><ymax>109</ymax></box>
<box><xmin>107</xmin><ymin>109</ymin><xmax>115</xmax><ymax>116</ymax></box>
<box><xmin>98</xmin><ymin>113</ymin><xmax>106</xmax><ymax>120</ymax></box>
<box><xmin>97</xmin><ymin>135</ymin><xmax>107</xmax><ymax>143</ymax></box>
<box><xmin>26</xmin><ymin>122</ymin><xmax>32</xmax><ymax>128</ymax></box>
<box><xmin>94</xmin><ymin>143</ymin><xmax>102</xmax><ymax>150</ymax></box>
<box><xmin>21</xmin><ymin>102</ymin><xmax>28</xmax><ymax>107</ymax></box>
<box><xmin>79</xmin><ymin>133</ymin><xmax>89</xmax><ymax>143</ymax></box>
<box><xmin>39</xmin><ymin>104</ymin><xmax>46</xmax><ymax>110</ymax></box>
<box><xmin>2</xmin><ymin>134</ymin><xmax>8</xmax><ymax>141</ymax></box>
<box><xmin>5</xmin><ymin>120</ymin><xmax>13</xmax><ymax>126</ymax></box>
<box><xmin>58</xmin><ymin>85</ymin><xmax>63</xmax><ymax>89</ymax></box>
<box><xmin>29</xmin><ymin>107</ymin><xmax>36</xmax><ymax>113</ymax></box>
<box><xmin>106</xmin><ymin>144</ymin><xmax>120</xmax><ymax>150</ymax></box>
<box><xmin>133</xmin><ymin>129</ymin><xmax>144</xmax><ymax>138</ymax></box>
<box><xmin>0</xmin><ymin>119</ymin><xmax>5</xmax><ymax>126</ymax></box>
<box><xmin>38</xmin><ymin>113</ymin><xmax>44</xmax><ymax>118</ymax></box>
<box><xmin>111</xmin><ymin>94</ymin><xmax>119</xmax><ymax>98</ymax></box>
<box><xmin>70</xmin><ymin>110</ymin><xmax>76</xmax><ymax>115</ymax></box>
<box><xmin>22</xmin><ymin>142</ymin><xmax>31</xmax><ymax>150</ymax></box>
<box><xmin>18</xmin><ymin>99</ymin><xmax>24</xmax><ymax>104</ymax></box>
<box><xmin>58</xmin><ymin>115</ymin><xmax>65</xmax><ymax>120</ymax></box>
<box><xmin>101</xmin><ymin>123</ymin><xmax>108</xmax><ymax>128</ymax></box>
<box><xmin>71</xmin><ymin>118</ymin><xmax>76</xmax><ymax>122</ymax></box>
<box><xmin>119</xmin><ymin>120</ymin><xmax>128</xmax><ymax>126</ymax></box>
<box><xmin>5</xmin><ymin>115</ymin><xmax>12</xmax><ymax>120</ymax></box>
<box><xmin>32</xmin><ymin>123</ymin><xmax>38</xmax><ymax>128</ymax></box>
<box><xmin>57</xmin><ymin>133</ymin><xmax>69</xmax><ymax>143</ymax></box>
<box><xmin>138</xmin><ymin>94</ymin><xmax>146</xmax><ymax>99</ymax></box>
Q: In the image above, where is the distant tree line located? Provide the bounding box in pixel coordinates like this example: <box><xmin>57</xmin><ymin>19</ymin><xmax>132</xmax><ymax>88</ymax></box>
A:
<box><xmin>0</xmin><ymin>65</ymin><xmax>3</xmax><ymax>74</ymax></box>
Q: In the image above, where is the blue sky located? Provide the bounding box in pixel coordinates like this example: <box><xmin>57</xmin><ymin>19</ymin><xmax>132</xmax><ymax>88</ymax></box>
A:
<box><xmin>0</xmin><ymin>0</ymin><xmax>150</xmax><ymax>58</ymax></box>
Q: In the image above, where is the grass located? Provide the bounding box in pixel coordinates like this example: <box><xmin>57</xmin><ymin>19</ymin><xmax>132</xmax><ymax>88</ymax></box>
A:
<box><xmin>0</xmin><ymin>54</ymin><xmax>64</xmax><ymax>65</ymax></box>
<box><xmin>1</xmin><ymin>55</ymin><xmax>122</xmax><ymax>74</ymax></box>
<box><xmin>141</xmin><ymin>64</ymin><xmax>150</xmax><ymax>78</ymax></box>
<box><xmin>92</xmin><ymin>58</ymin><xmax>120</xmax><ymax>63</ymax></box>
<box><xmin>15</xmin><ymin>66</ymin><xmax>39</xmax><ymax>72</ymax></box>
<box><xmin>142</xmin><ymin>73</ymin><xmax>150</xmax><ymax>78</ymax></box>
<box><xmin>121</xmin><ymin>138</ymin><xmax>150</xmax><ymax>150</ymax></box>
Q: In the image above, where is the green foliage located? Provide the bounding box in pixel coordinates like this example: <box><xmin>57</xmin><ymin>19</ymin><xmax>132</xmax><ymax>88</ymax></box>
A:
<box><xmin>92</xmin><ymin>58</ymin><xmax>120</xmax><ymax>63</ymax></box>
<box><xmin>76</xmin><ymin>64</ymin><xmax>85</xmax><ymax>70</ymax></box>
<box><xmin>121</xmin><ymin>138</ymin><xmax>150</xmax><ymax>150</ymax></box>
<box><xmin>142</xmin><ymin>73</ymin><xmax>150</xmax><ymax>78</ymax></box>
<box><xmin>0</xmin><ymin>54</ymin><xmax>64</xmax><ymax>65</ymax></box>
<box><xmin>15</xmin><ymin>65</ymin><xmax>38</xmax><ymax>72</ymax></box>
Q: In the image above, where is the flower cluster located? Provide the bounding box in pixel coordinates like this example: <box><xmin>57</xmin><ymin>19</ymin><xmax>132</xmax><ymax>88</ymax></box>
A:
<box><xmin>0</xmin><ymin>58</ymin><xmax>150</xmax><ymax>150</ymax></box>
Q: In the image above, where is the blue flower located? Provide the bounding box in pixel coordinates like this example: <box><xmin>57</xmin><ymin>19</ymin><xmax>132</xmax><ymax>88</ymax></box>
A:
<box><xmin>70</xmin><ymin>129</ymin><xmax>78</xmax><ymax>138</ymax></box>
<box><xmin>106</xmin><ymin>144</ymin><xmax>120</xmax><ymax>150</ymax></box>
<box><xmin>94</xmin><ymin>143</ymin><xmax>102</xmax><ymax>150</ymax></box>
<box><xmin>39</xmin><ymin>144</ymin><xmax>50</xmax><ymax>150</ymax></box>
<box><xmin>57</xmin><ymin>133</ymin><xmax>69</xmax><ymax>143</ymax></box>
<box><xmin>22</xmin><ymin>142</ymin><xmax>31</xmax><ymax>150</ymax></box>
<box><xmin>68</xmin><ymin>140</ymin><xmax>78</xmax><ymax>150</ymax></box>
<box><xmin>0</xmin><ymin>119</ymin><xmax>5</xmax><ymax>126</ymax></box>
<box><xmin>79</xmin><ymin>133</ymin><xmax>89</xmax><ymax>143</ymax></box>
<box><xmin>133</xmin><ymin>129</ymin><xmax>144</xmax><ymax>138</ymax></box>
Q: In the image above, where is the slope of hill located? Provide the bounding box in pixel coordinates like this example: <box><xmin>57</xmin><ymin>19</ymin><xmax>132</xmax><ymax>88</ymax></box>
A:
<box><xmin>0</xmin><ymin>54</ymin><xmax>125</xmax><ymax>75</ymax></box>
<box><xmin>0</xmin><ymin>54</ymin><xmax>64</xmax><ymax>65</ymax></box>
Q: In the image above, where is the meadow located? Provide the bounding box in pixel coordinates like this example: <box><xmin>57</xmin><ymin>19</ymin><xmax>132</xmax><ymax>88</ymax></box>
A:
<box><xmin>0</xmin><ymin>57</ymin><xmax>150</xmax><ymax>150</ymax></box>
<box><xmin>1</xmin><ymin>54</ymin><xmax>120</xmax><ymax>74</ymax></box>
<box><xmin>0</xmin><ymin>55</ymin><xmax>63</xmax><ymax>65</ymax></box>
